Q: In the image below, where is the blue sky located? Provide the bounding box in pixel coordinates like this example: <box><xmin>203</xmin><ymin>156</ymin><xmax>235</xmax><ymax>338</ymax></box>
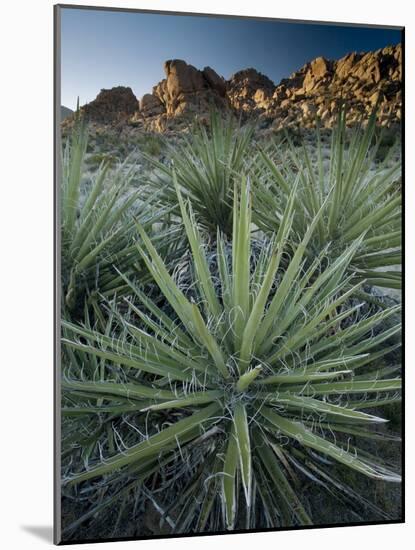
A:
<box><xmin>60</xmin><ymin>7</ymin><xmax>402</xmax><ymax>110</ymax></box>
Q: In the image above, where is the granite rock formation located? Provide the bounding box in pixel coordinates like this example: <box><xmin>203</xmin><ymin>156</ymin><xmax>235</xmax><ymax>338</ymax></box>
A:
<box><xmin>62</xmin><ymin>43</ymin><xmax>402</xmax><ymax>134</ymax></box>
<box><xmin>78</xmin><ymin>86</ymin><xmax>139</xmax><ymax>124</ymax></box>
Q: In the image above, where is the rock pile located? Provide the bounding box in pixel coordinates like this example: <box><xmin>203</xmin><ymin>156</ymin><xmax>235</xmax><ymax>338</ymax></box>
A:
<box><xmin>227</xmin><ymin>68</ymin><xmax>275</xmax><ymax>114</ymax></box>
<box><xmin>258</xmin><ymin>44</ymin><xmax>402</xmax><ymax>130</ymax></box>
<box><xmin>63</xmin><ymin>43</ymin><xmax>402</xmax><ymax>134</ymax></box>
<box><xmin>78</xmin><ymin>86</ymin><xmax>138</xmax><ymax>124</ymax></box>
<box><xmin>131</xmin><ymin>60</ymin><xmax>229</xmax><ymax>131</ymax></box>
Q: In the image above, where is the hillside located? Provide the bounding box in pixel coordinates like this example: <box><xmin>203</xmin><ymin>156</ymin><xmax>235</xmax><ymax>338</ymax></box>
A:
<box><xmin>61</xmin><ymin>105</ymin><xmax>74</xmax><ymax>120</ymax></box>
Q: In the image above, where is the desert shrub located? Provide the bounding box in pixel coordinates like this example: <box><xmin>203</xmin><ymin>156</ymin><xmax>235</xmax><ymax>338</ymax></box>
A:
<box><xmin>85</xmin><ymin>152</ymin><xmax>118</xmax><ymax>169</ymax></box>
<box><xmin>253</xmin><ymin>107</ymin><xmax>401</xmax><ymax>290</ymax></box>
<box><xmin>138</xmin><ymin>133</ymin><xmax>164</xmax><ymax>157</ymax></box>
<box><xmin>60</xmin><ymin>116</ymin><xmax>171</xmax><ymax>316</ymax></box>
<box><xmin>142</xmin><ymin>111</ymin><xmax>256</xmax><ymax>236</ymax></box>
<box><xmin>374</xmin><ymin>127</ymin><xmax>400</xmax><ymax>163</ymax></box>
<box><xmin>61</xmin><ymin>178</ymin><xmax>401</xmax><ymax>535</ymax></box>
<box><xmin>273</xmin><ymin>125</ymin><xmax>302</xmax><ymax>146</ymax></box>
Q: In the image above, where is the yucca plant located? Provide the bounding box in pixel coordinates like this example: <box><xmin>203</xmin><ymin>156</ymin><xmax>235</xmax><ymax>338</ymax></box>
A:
<box><xmin>61</xmin><ymin>177</ymin><xmax>401</xmax><ymax>534</ymax></box>
<box><xmin>142</xmin><ymin>110</ymin><xmax>255</xmax><ymax>236</ymax></box>
<box><xmin>253</xmin><ymin>107</ymin><xmax>402</xmax><ymax>290</ymax></box>
<box><xmin>61</xmin><ymin>115</ymin><xmax>174</xmax><ymax>315</ymax></box>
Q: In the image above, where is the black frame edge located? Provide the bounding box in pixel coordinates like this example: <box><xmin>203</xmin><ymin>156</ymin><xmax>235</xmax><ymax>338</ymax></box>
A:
<box><xmin>54</xmin><ymin>3</ymin><xmax>62</xmax><ymax>546</ymax></box>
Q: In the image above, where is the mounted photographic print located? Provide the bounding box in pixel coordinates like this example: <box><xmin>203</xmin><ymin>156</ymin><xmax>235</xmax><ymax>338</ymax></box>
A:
<box><xmin>54</xmin><ymin>4</ymin><xmax>404</xmax><ymax>545</ymax></box>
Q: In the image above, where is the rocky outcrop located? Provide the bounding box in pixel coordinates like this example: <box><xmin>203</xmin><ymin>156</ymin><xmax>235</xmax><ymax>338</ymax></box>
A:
<box><xmin>62</xmin><ymin>43</ymin><xmax>402</xmax><ymax>134</ymax></box>
<box><xmin>129</xmin><ymin>60</ymin><xmax>229</xmax><ymax>132</ymax></box>
<box><xmin>146</xmin><ymin>60</ymin><xmax>227</xmax><ymax>117</ymax></box>
<box><xmin>263</xmin><ymin>44</ymin><xmax>402</xmax><ymax>130</ymax></box>
<box><xmin>227</xmin><ymin>68</ymin><xmax>275</xmax><ymax>114</ymax></box>
<box><xmin>139</xmin><ymin>93</ymin><xmax>164</xmax><ymax>117</ymax></box>
<box><xmin>79</xmin><ymin>86</ymin><xmax>138</xmax><ymax>124</ymax></box>
<box><xmin>302</xmin><ymin>57</ymin><xmax>333</xmax><ymax>93</ymax></box>
<box><xmin>203</xmin><ymin>66</ymin><xmax>227</xmax><ymax>96</ymax></box>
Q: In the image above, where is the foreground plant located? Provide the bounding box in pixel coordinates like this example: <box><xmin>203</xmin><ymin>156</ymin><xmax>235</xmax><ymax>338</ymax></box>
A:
<box><xmin>62</xmin><ymin>178</ymin><xmax>401</xmax><ymax>533</ymax></box>
<box><xmin>142</xmin><ymin>110</ymin><xmax>255</xmax><ymax>236</ymax></box>
<box><xmin>61</xmin><ymin>115</ymin><xmax>171</xmax><ymax>315</ymax></box>
<box><xmin>254</xmin><ymin>107</ymin><xmax>402</xmax><ymax>290</ymax></box>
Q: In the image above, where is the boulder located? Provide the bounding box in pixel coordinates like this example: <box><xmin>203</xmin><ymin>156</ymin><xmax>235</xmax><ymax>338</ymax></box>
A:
<box><xmin>152</xmin><ymin>59</ymin><xmax>229</xmax><ymax>117</ymax></box>
<box><xmin>303</xmin><ymin>57</ymin><xmax>332</xmax><ymax>93</ymax></box>
<box><xmin>202</xmin><ymin>66</ymin><xmax>227</xmax><ymax>96</ymax></box>
<box><xmin>301</xmin><ymin>102</ymin><xmax>316</xmax><ymax>117</ymax></box>
<box><xmin>164</xmin><ymin>59</ymin><xmax>206</xmax><ymax>97</ymax></box>
<box><xmin>140</xmin><ymin>93</ymin><xmax>165</xmax><ymax>117</ymax></box>
<box><xmin>335</xmin><ymin>52</ymin><xmax>360</xmax><ymax>79</ymax></box>
<box><xmin>227</xmin><ymin>68</ymin><xmax>275</xmax><ymax>113</ymax></box>
<box><xmin>369</xmin><ymin>90</ymin><xmax>380</xmax><ymax>106</ymax></box>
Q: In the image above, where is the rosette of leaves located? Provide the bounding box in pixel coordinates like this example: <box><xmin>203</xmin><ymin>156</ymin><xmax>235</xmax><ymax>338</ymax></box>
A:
<box><xmin>61</xmin><ymin>115</ymin><xmax>174</xmax><ymax>316</ymax></box>
<box><xmin>61</xmin><ymin>178</ymin><xmax>401</xmax><ymax>534</ymax></box>
<box><xmin>142</xmin><ymin>110</ymin><xmax>255</xmax><ymax>236</ymax></box>
<box><xmin>253</xmin><ymin>107</ymin><xmax>401</xmax><ymax>290</ymax></box>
